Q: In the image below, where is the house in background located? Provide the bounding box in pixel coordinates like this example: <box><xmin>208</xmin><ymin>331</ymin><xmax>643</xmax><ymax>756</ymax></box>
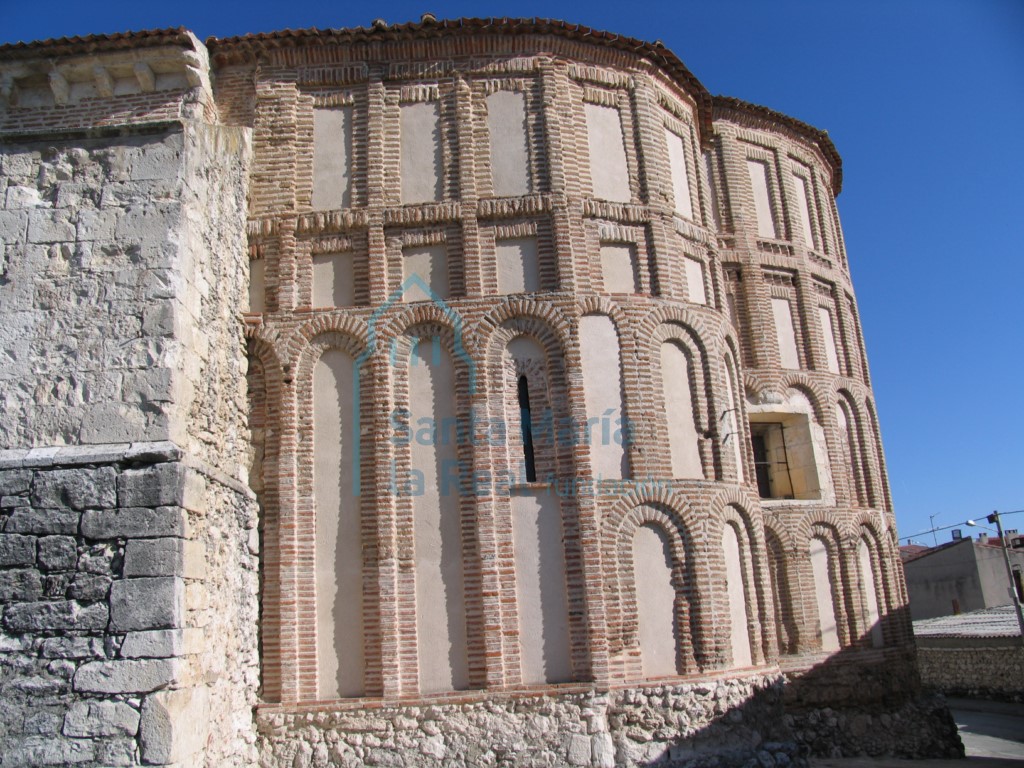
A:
<box><xmin>901</xmin><ymin>534</ymin><xmax>1024</xmax><ymax>621</ymax></box>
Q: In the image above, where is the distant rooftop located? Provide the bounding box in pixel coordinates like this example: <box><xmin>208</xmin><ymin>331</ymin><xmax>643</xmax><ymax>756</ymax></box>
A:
<box><xmin>913</xmin><ymin>605</ymin><xmax>1022</xmax><ymax>639</ymax></box>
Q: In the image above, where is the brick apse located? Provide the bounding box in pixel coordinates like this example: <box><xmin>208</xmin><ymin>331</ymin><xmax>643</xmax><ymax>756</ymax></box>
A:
<box><xmin>0</xmin><ymin>17</ymin><xmax>961</xmax><ymax>767</ymax></box>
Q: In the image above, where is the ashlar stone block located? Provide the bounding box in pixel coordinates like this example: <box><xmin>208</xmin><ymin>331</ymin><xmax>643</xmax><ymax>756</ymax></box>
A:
<box><xmin>2</xmin><ymin>599</ymin><xmax>106</xmax><ymax>632</ymax></box>
<box><xmin>123</xmin><ymin>537</ymin><xmax>183</xmax><ymax>577</ymax></box>
<box><xmin>109</xmin><ymin>577</ymin><xmax>183</xmax><ymax>632</ymax></box>
<box><xmin>120</xmin><ymin>628</ymin><xmax>187</xmax><ymax>658</ymax></box>
<box><xmin>140</xmin><ymin>687</ymin><xmax>209</xmax><ymax>765</ymax></box>
<box><xmin>73</xmin><ymin>658</ymin><xmax>179</xmax><ymax>694</ymax></box>
<box><xmin>5</xmin><ymin>508</ymin><xmax>79</xmax><ymax>534</ymax></box>
<box><xmin>117</xmin><ymin>463</ymin><xmax>204</xmax><ymax>509</ymax></box>
<box><xmin>63</xmin><ymin>700</ymin><xmax>141</xmax><ymax>737</ymax></box>
<box><xmin>37</xmin><ymin>535</ymin><xmax>78</xmax><ymax>571</ymax></box>
<box><xmin>81</xmin><ymin>506</ymin><xmax>187</xmax><ymax>539</ymax></box>
<box><xmin>31</xmin><ymin>467</ymin><xmax>117</xmax><ymax>510</ymax></box>
<box><xmin>0</xmin><ymin>534</ymin><xmax>36</xmax><ymax>567</ymax></box>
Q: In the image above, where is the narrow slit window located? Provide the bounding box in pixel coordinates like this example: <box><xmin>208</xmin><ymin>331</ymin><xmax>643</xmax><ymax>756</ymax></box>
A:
<box><xmin>518</xmin><ymin>375</ymin><xmax>537</xmax><ymax>482</ymax></box>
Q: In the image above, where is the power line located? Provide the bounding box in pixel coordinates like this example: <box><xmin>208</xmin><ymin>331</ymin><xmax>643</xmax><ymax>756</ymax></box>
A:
<box><xmin>901</xmin><ymin>508</ymin><xmax>1024</xmax><ymax>544</ymax></box>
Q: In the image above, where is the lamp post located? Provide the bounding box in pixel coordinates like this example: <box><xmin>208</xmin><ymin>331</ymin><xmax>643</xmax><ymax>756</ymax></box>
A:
<box><xmin>967</xmin><ymin>510</ymin><xmax>1024</xmax><ymax>642</ymax></box>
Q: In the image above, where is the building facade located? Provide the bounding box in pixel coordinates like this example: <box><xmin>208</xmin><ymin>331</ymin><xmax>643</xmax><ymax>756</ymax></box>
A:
<box><xmin>903</xmin><ymin>535</ymin><xmax>1024</xmax><ymax>620</ymax></box>
<box><xmin>0</xmin><ymin>18</ymin><xmax>960</xmax><ymax>766</ymax></box>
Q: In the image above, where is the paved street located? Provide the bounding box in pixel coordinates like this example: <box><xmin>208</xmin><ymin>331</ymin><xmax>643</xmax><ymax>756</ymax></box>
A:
<box><xmin>949</xmin><ymin>697</ymin><xmax>1024</xmax><ymax>762</ymax></box>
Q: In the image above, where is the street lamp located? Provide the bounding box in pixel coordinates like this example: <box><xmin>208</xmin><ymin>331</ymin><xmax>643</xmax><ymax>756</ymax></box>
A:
<box><xmin>966</xmin><ymin>510</ymin><xmax>1024</xmax><ymax>642</ymax></box>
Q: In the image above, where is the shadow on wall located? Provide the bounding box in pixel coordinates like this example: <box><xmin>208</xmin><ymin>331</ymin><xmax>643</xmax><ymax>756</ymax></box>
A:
<box><xmin>634</xmin><ymin>609</ymin><xmax>964</xmax><ymax>766</ymax></box>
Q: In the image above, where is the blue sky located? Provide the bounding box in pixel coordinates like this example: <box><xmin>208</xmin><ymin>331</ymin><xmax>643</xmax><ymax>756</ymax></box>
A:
<box><xmin>3</xmin><ymin>0</ymin><xmax>1022</xmax><ymax>544</ymax></box>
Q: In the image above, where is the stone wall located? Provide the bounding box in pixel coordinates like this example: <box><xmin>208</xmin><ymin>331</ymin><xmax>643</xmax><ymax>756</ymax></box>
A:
<box><xmin>917</xmin><ymin>638</ymin><xmax>1024</xmax><ymax>701</ymax></box>
<box><xmin>781</xmin><ymin>648</ymin><xmax>963</xmax><ymax>759</ymax></box>
<box><xmin>0</xmin><ymin>129</ymin><xmax>188</xmax><ymax>448</ymax></box>
<box><xmin>0</xmin><ymin>446</ymin><xmax>260</xmax><ymax>766</ymax></box>
<box><xmin>0</xmin><ymin>34</ymin><xmax>257</xmax><ymax>766</ymax></box>
<box><xmin>0</xmin><ymin>121</ymin><xmax>252</xmax><ymax>477</ymax></box>
<box><xmin>257</xmin><ymin>674</ymin><xmax>804</xmax><ymax>768</ymax></box>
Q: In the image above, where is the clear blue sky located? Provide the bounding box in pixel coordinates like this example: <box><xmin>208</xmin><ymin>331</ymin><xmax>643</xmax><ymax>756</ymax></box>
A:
<box><xmin>3</xmin><ymin>0</ymin><xmax>1021</xmax><ymax>544</ymax></box>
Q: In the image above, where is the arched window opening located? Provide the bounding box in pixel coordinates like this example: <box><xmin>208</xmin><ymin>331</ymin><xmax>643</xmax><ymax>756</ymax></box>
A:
<box><xmin>517</xmin><ymin>374</ymin><xmax>537</xmax><ymax>482</ymax></box>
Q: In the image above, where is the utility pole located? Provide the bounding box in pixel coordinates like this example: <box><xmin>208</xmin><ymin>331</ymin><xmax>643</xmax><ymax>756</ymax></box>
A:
<box><xmin>990</xmin><ymin>511</ymin><xmax>1024</xmax><ymax>643</ymax></box>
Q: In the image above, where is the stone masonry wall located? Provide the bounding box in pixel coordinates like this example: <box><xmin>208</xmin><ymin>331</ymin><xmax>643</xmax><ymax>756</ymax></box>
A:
<box><xmin>0</xmin><ymin>446</ymin><xmax>259</xmax><ymax>766</ymax></box>
<box><xmin>0</xmin><ymin>41</ymin><xmax>257</xmax><ymax>766</ymax></box>
<box><xmin>781</xmin><ymin>649</ymin><xmax>963</xmax><ymax>759</ymax></box>
<box><xmin>257</xmin><ymin>674</ymin><xmax>803</xmax><ymax>768</ymax></box>
<box><xmin>0</xmin><ymin>129</ymin><xmax>189</xmax><ymax>448</ymax></box>
<box><xmin>917</xmin><ymin>640</ymin><xmax>1024</xmax><ymax>701</ymax></box>
<box><xmin>0</xmin><ymin>120</ymin><xmax>252</xmax><ymax>478</ymax></box>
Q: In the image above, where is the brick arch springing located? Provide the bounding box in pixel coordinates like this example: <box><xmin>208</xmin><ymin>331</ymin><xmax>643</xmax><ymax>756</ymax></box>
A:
<box><xmin>763</xmin><ymin>522</ymin><xmax>800</xmax><ymax>656</ymax></box>
<box><xmin>476</xmin><ymin>296</ymin><xmax>573</xmax><ymax>350</ymax></box>
<box><xmin>602</xmin><ymin>490</ymin><xmax>707</xmax><ymax>680</ymax></box>
<box><xmin>290</xmin><ymin>330</ymin><xmax>378</xmax><ymax>700</ymax></box>
<box><xmin>244</xmin><ymin>333</ymin><xmax>285</xmax><ymax>701</ymax></box>
<box><xmin>854</xmin><ymin>516</ymin><xmax>901</xmax><ymax>647</ymax></box>
<box><xmin>798</xmin><ymin>516</ymin><xmax>856</xmax><ymax>651</ymax></box>
<box><xmin>387</xmin><ymin>320</ymin><xmax>487</xmax><ymax>694</ymax></box>
<box><xmin>479</xmin><ymin>313</ymin><xmax>593</xmax><ymax>685</ymax></box>
<box><xmin>649</xmin><ymin>321</ymin><xmax>716</xmax><ymax>481</ymax></box>
<box><xmin>835</xmin><ymin>389</ymin><xmax>875</xmax><ymax>508</ymax></box>
<box><xmin>285</xmin><ymin>313</ymin><xmax>370</xmax><ymax>375</ymax></box>
<box><xmin>778</xmin><ymin>374</ymin><xmax>829</xmax><ymax>425</ymax></box>
<box><xmin>713</xmin><ymin>499</ymin><xmax>772</xmax><ymax>666</ymax></box>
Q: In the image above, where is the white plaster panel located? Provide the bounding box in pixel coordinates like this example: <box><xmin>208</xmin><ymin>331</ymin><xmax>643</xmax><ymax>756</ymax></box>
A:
<box><xmin>487</xmin><ymin>91</ymin><xmax>531</xmax><ymax>197</ymax></box>
<box><xmin>496</xmin><ymin>237</ymin><xmax>540</xmax><ymax>294</ymax></box>
<box><xmin>248</xmin><ymin>259</ymin><xmax>265</xmax><ymax>313</ymax></box>
<box><xmin>810</xmin><ymin>537</ymin><xmax>840</xmax><ymax>652</ymax></box>
<box><xmin>633</xmin><ymin>524</ymin><xmax>678</xmax><ymax>678</ymax></box>
<box><xmin>585</xmin><ymin>103</ymin><xmax>630</xmax><ymax>203</ymax></box>
<box><xmin>660</xmin><ymin>341</ymin><xmax>703</xmax><ymax>479</ymax></box>
<box><xmin>858</xmin><ymin>538</ymin><xmax>884</xmax><ymax>648</ymax></box>
<box><xmin>579</xmin><ymin>315</ymin><xmax>627</xmax><ymax>481</ymax></box>
<box><xmin>684</xmin><ymin>257</ymin><xmax>706</xmax><ymax>305</ymax></box>
<box><xmin>600</xmin><ymin>243</ymin><xmax>640</xmax><ymax>294</ymax></box>
<box><xmin>771</xmin><ymin>298</ymin><xmax>801</xmax><ymax>370</ymax></box>
<box><xmin>511</xmin><ymin>489</ymin><xmax>572</xmax><ymax>684</ymax></box>
<box><xmin>400</xmin><ymin>101</ymin><xmax>442</xmax><ymax>203</ymax></box>
<box><xmin>313</xmin><ymin>350</ymin><xmax>363</xmax><ymax>698</ymax></box>
<box><xmin>793</xmin><ymin>173</ymin><xmax>815</xmax><ymax>248</ymax></box>
<box><xmin>410</xmin><ymin>342</ymin><xmax>469</xmax><ymax>693</ymax></box>
<box><xmin>313</xmin><ymin>252</ymin><xmax>355</xmax><ymax>308</ymax></box>
<box><xmin>818</xmin><ymin>306</ymin><xmax>841</xmax><ymax>374</ymax></box>
<box><xmin>312</xmin><ymin>106</ymin><xmax>352</xmax><ymax>210</ymax></box>
<box><xmin>665</xmin><ymin>129</ymin><xmax>693</xmax><ymax>219</ymax></box>
<box><xmin>723</xmin><ymin>525</ymin><xmax>753</xmax><ymax>667</ymax></box>
<box><xmin>746</xmin><ymin>159</ymin><xmax>776</xmax><ymax>239</ymax></box>
<box><xmin>403</xmin><ymin>245</ymin><xmax>449</xmax><ymax>301</ymax></box>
